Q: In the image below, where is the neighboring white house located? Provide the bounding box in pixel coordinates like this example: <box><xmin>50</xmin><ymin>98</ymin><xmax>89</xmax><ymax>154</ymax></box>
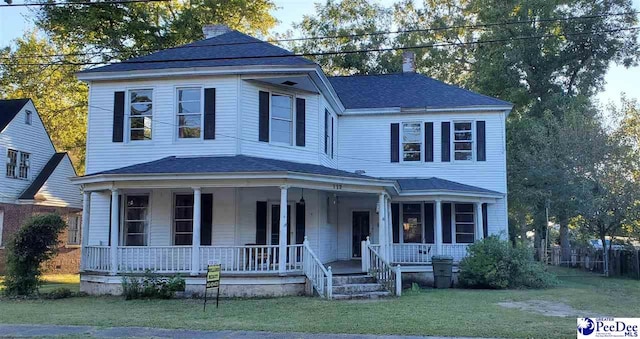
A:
<box><xmin>74</xmin><ymin>25</ymin><xmax>512</xmax><ymax>299</ymax></box>
<box><xmin>0</xmin><ymin>99</ymin><xmax>82</xmax><ymax>274</ymax></box>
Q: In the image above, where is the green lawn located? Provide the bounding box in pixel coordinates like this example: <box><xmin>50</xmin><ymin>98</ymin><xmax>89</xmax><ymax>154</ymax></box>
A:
<box><xmin>0</xmin><ymin>268</ymin><xmax>638</xmax><ymax>338</ymax></box>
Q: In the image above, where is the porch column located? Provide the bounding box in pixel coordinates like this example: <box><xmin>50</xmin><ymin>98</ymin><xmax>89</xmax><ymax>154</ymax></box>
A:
<box><xmin>475</xmin><ymin>201</ymin><xmax>484</xmax><ymax>241</ymax></box>
<box><xmin>109</xmin><ymin>188</ymin><xmax>119</xmax><ymax>275</ymax></box>
<box><xmin>386</xmin><ymin>198</ymin><xmax>394</xmax><ymax>263</ymax></box>
<box><xmin>80</xmin><ymin>191</ymin><xmax>91</xmax><ymax>270</ymax></box>
<box><xmin>435</xmin><ymin>199</ymin><xmax>443</xmax><ymax>256</ymax></box>
<box><xmin>191</xmin><ymin>187</ymin><xmax>202</xmax><ymax>276</ymax></box>
<box><xmin>278</xmin><ymin>185</ymin><xmax>288</xmax><ymax>274</ymax></box>
<box><xmin>378</xmin><ymin>192</ymin><xmax>387</xmax><ymax>261</ymax></box>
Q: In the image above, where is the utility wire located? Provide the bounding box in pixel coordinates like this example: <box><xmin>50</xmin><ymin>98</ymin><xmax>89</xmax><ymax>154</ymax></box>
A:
<box><xmin>2</xmin><ymin>10</ymin><xmax>639</xmax><ymax>59</ymax></box>
<box><xmin>7</xmin><ymin>26</ymin><xmax>640</xmax><ymax>67</ymax></box>
<box><xmin>0</xmin><ymin>0</ymin><xmax>172</xmax><ymax>7</ymax></box>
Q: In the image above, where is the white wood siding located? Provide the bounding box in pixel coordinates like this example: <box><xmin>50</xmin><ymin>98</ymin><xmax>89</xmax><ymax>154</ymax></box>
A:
<box><xmin>87</xmin><ymin>191</ymin><xmax>111</xmax><ymax>246</ymax></box>
<box><xmin>0</xmin><ymin>101</ymin><xmax>56</xmax><ymax>203</ymax></box>
<box><xmin>35</xmin><ymin>154</ymin><xmax>82</xmax><ymax>208</ymax></box>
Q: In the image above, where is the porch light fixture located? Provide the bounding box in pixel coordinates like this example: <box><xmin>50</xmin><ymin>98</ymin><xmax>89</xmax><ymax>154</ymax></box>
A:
<box><xmin>299</xmin><ymin>188</ymin><xmax>305</xmax><ymax>205</ymax></box>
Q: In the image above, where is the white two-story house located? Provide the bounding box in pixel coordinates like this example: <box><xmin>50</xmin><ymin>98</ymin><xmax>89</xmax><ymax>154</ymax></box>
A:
<box><xmin>0</xmin><ymin>99</ymin><xmax>82</xmax><ymax>274</ymax></box>
<box><xmin>75</xmin><ymin>25</ymin><xmax>512</xmax><ymax>299</ymax></box>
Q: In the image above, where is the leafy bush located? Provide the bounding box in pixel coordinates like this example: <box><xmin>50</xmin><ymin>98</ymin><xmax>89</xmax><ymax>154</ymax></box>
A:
<box><xmin>122</xmin><ymin>271</ymin><xmax>185</xmax><ymax>300</ymax></box>
<box><xmin>458</xmin><ymin>236</ymin><xmax>558</xmax><ymax>289</ymax></box>
<box><xmin>3</xmin><ymin>214</ymin><xmax>66</xmax><ymax>296</ymax></box>
<box><xmin>42</xmin><ymin>287</ymin><xmax>73</xmax><ymax>299</ymax></box>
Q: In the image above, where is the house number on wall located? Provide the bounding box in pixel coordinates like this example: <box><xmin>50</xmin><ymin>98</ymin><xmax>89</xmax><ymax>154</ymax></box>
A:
<box><xmin>333</xmin><ymin>184</ymin><xmax>343</xmax><ymax>190</ymax></box>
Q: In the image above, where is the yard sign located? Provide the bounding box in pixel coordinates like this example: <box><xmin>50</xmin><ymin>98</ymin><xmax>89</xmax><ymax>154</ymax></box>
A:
<box><xmin>204</xmin><ymin>263</ymin><xmax>221</xmax><ymax>311</ymax></box>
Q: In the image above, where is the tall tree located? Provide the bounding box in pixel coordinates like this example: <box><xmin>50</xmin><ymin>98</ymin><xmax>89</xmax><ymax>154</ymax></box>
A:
<box><xmin>36</xmin><ymin>0</ymin><xmax>278</xmax><ymax>63</ymax></box>
<box><xmin>0</xmin><ymin>33</ymin><xmax>87</xmax><ymax>172</ymax></box>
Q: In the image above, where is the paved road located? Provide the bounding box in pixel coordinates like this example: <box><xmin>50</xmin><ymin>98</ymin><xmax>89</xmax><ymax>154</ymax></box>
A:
<box><xmin>0</xmin><ymin>324</ymin><xmax>485</xmax><ymax>339</ymax></box>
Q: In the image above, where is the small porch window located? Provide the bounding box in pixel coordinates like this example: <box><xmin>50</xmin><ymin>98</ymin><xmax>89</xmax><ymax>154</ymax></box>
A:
<box><xmin>174</xmin><ymin>194</ymin><xmax>194</xmax><ymax>245</ymax></box>
<box><xmin>402</xmin><ymin>122</ymin><xmax>422</xmax><ymax>162</ymax></box>
<box><xmin>402</xmin><ymin>203</ymin><xmax>422</xmax><ymax>243</ymax></box>
<box><xmin>124</xmin><ymin>195</ymin><xmax>149</xmax><ymax>246</ymax></box>
<box><xmin>455</xmin><ymin>203</ymin><xmax>475</xmax><ymax>243</ymax></box>
<box><xmin>270</xmin><ymin>94</ymin><xmax>293</xmax><ymax>144</ymax></box>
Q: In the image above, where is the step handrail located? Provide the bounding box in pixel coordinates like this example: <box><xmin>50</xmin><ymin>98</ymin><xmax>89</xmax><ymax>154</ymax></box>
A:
<box><xmin>302</xmin><ymin>237</ymin><xmax>333</xmax><ymax>299</ymax></box>
<box><xmin>367</xmin><ymin>244</ymin><xmax>402</xmax><ymax>296</ymax></box>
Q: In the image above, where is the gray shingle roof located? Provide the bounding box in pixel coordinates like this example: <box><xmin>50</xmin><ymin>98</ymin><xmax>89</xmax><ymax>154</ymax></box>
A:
<box><xmin>328</xmin><ymin>73</ymin><xmax>511</xmax><ymax>109</ymax></box>
<box><xmin>392</xmin><ymin>177</ymin><xmax>502</xmax><ymax>195</ymax></box>
<box><xmin>19</xmin><ymin>153</ymin><xmax>66</xmax><ymax>200</ymax></box>
<box><xmin>94</xmin><ymin>155</ymin><xmax>373</xmax><ymax>179</ymax></box>
<box><xmin>80</xmin><ymin>31</ymin><xmax>315</xmax><ymax>73</ymax></box>
<box><xmin>0</xmin><ymin>98</ymin><xmax>30</xmax><ymax>131</ymax></box>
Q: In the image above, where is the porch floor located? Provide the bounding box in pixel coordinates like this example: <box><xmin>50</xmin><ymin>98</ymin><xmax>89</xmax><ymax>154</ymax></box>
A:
<box><xmin>326</xmin><ymin>260</ymin><xmax>364</xmax><ymax>275</ymax></box>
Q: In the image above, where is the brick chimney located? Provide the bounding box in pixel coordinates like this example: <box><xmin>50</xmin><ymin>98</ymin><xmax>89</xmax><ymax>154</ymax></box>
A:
<box><xmin>402</xmin><ymin>51</ymin><xmax>416</xmax><ymax>73</ymax></box>
<box><xmin>202</xmin><ymin>24</ymin><xmax>231</xmax><ymax>39</ymax></box>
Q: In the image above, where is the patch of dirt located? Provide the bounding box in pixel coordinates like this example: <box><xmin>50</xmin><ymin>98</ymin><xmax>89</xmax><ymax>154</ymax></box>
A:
<box><xmin>498</xmin><ymin>300</ymin><xmax>600</xmax><ymax>317</ymax></box>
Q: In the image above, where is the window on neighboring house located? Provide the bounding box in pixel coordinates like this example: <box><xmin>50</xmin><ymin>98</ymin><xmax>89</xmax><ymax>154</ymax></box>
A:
<box><xmin>270</xmin><ymin>93</ymin><xmax>293</xmax><ymax>144</ymax></box>
<box><xmin>128</xmin><ymin>89</ymin><xmax>153</xmax><ymax>141</ymax></box>
<box><xmin>177</xmin><ymin>88</ymin><xmax>202</xmax><ymax>139</ymax></box>
<box><xmin>402</xmin><ymin>203</ymin><xmax>422</xmax><ymax>243</ymax></box>
<box><xmin>0</xmin><ymin>210</ymin><xmax>4</xmax><ymax>247</ymax></box>
<box><xmin>453</xmin><ymin>122</ymin><xmax>473</xmax><ymax>160</ymax></box>
<box><xmin>18</xmin><ymin>152</ymin><xmax>30</xmax><ymax>179</ymax></box>
<box><xmin>67</xmin><ymin>213</ymin><xmax>81</xmax><ymax>245</ymax></box>
<box><xmin>25</xmin><ymin>110</ymin><xmax>32</xmax><ymax>125</ymax></box>
<box><xmin>402</xmin><ymin>122</ymin><xmax>422</xmax><ymax>161</ymax></box>
<box><xmin>455</xmin><ymin>203</ymin><xmax>475</xmax><ymax>243</ymax></box>
<box><xmin>123</xmin><ymin>195</ymin><xmax>149</xmax><ymax>246</ymax></box>
<box><xmin>174</xmin><ymin>194</ymin><xmax>193</xmax><ymax>245</ymax></box>
<box><xmin>6</xmin><ymin>149</ymin><xmax>17</xmax><ymax>178</ymax></box>
<box><xmin>324</xmin><ymin>110</ymin><xmax>330</xmax><ymax>155</ymax></box>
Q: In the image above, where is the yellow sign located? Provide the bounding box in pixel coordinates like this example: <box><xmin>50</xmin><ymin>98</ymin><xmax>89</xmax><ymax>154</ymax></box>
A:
<box><xmin>206</xmin><ymin>264</ymin><xmax>221</xmax><ymax>289</ymax></box>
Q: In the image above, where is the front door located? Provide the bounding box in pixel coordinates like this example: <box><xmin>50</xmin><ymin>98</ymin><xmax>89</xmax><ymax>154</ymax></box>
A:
<box><xmin>352</xmin><ymin>211</ymin><xmax>370</xmax><ymax>258</ymax></box>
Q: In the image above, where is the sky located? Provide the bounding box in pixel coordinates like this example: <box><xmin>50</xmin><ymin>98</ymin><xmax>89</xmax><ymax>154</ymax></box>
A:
<box><xmin>0</xmin><ymin>0</ymin><xmax>639</xmax><ymax>106</ymax></box>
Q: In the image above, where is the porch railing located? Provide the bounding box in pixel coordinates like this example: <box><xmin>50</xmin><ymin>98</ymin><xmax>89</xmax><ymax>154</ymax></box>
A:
<box><xmin>82</xmin><ymin>246</ymin><xmax>111</xmax><ymax>272</ymax></box>
<box><xmin>441</xmin><ymin>244</ymin><xmax>469</xmax><ymax>262</ymax></box>
<box><xmin>392</xmin><ymin>243</ymin><xmax>434</xmax><ymax>264</ymax></box>
<box><xmin>199</xmin><ymin>244</ymin><xmax>304</xmax><ymax>273</ymax></box>
<box><xmin>118</xmin><ymin>246</ymin><xmax>192</xmax><ymax>273</ymax></box>
<box><xmin>367</xmin><ymin>244</ymin><xmax>401</xmax><ymax>296</ymax></box>
<box><xmin>302</xmin><ymin>238</ymin><xmax>332</xmax><ymax>299</ymax></box>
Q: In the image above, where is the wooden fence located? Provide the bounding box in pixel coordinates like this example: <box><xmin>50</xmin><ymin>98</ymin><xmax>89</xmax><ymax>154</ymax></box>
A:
<box><xmin>542</xmin><ymin>247</ymin><xmax>640</xmax><ymax>278</ymax></box>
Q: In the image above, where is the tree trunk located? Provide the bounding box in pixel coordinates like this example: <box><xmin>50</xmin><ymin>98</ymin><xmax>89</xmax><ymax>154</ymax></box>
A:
<box><xmin>533</xmin><ymin>210</ymin><xmax>546</xmax><ymax>261</ymax></box>
<box><xmin>600</xmin><ymin>233</ymin><xmax>609</xmax><ymax>277</ymax></box>
<box><xmin>559</xmin><ymin>213</ymin><xmax>570</xmax><ymax>265</ymax></box>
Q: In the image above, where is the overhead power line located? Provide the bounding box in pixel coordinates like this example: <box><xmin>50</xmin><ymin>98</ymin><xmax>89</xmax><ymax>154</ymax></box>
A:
<box><xmin>2</xmin><ymin>10</ymin><xmax>639</xmax><ymax>59</ymax></box>
<box><xmin>0</xmin><ymin>0</ymin><xmax>171</xmax><ymax>7</ymax></box>
<box><xmin>7</xmin><ymin>26</ymin><xmax>640</xmax><ymax>67</ymax></box>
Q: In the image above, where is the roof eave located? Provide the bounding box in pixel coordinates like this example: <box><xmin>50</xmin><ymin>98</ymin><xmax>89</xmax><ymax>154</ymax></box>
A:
<box><xmin>398</xmin><ymin>189</ymin><xmax>504</xmax><ymax>199</ymax></box>
<box><xmin>342</xmin><ymin>105</ymin><xmax>513</xmax><ymax>115</ymax></box>
<box><xmin>76</xmin><ymin>64</ymin><xmax>319</xmax><ymax>82</ymax></box>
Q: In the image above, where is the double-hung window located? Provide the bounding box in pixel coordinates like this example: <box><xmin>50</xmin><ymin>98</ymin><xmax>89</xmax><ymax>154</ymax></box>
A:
<box><xmin>455</xmin><ymin>203</ymin><xmax>475</xmax><ymax>243</ymax></box>
<box><xmin>18</xmin><ymin>152</ymin><xmax>30</xmax><ymax>179</ymax></box>
<box><xmin>402</xmin><ymin>122</ymin><xmax>422</xmax><ymax>161</ymax></box>
<box><xmin>270</xmin><ymin>94</ymin><xmax>293</xmax><ymax>144</ymax></box>
<box><xmin>174</xmin><ymin>194</ymin><xmax>194</xmax><ymax>245</ymax></box>
<box><xmin>402</xmin><ymin>203</ymin><xmax>422</xmax><ymax>243</ymax></box>
<box><xmin>6</xmin><ymin>149</ymin><xmax>17</xmax><ymax>178</ymax></box>
<box><xmin>67</xmin><ymin>213</ymin><xmax>81</xmax><ymax>245</ymax></box>
<box><xmin>128</xmin><ymin>89</ymin><xmax>153</xmax><ymax>141</ymax></box>
<box><xmin>124</xmin><ymin>195</ymin><xmax>149</xmax><ymax>246</ymax></box>
<box><xmin>453</xmin><ymin>122</ymin><xmax>473</xmax><ymax>161</ymax></box>
<box><xmin>176</xmin><ymin>88</ymin><xmax>202</xmax><ymax>139</ymax></box>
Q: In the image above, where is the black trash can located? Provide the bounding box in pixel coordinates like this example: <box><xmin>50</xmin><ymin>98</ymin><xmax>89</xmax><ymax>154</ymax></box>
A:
<box><xmin>432</xmin><ymin>255</ymin><xmax>454</xmax><ymax>288</ymax></box>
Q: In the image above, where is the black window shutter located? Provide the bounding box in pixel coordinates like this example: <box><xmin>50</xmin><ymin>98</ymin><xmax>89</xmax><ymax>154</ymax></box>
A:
<box><xmin>112</xmin><ymin>91</ymin><xmax>125</xmax><ymax>142</ymax></box>
<box><xmin>331</xmin><ymin>117</ymin><xmax>334</xmax><ymax>158</ymax></box>
<box><xmin>425</xmin><ymin>122</ymin><xmax>434</xmax><ymax>162</ymax></box>
<box><xmin>324</xmin><ymin>110</ymin><xmax>329</xmax><ymax>154</ymax></box>
<box><xmin>203</xmin><ymin>88</ymin><xmax>216</xmax><ymax>140</ymax></box>
<box><xmin>390</xmin><ymin>123</ymin><xmax>399</xmax><ymax>162</ymax></box>
<box><xmin>425</xmin><ymin>203</ymin><xmax>435</xmax><ymax>243</ymax></box>
<box><xmin>391</xmin><ymin>203</ymin><xmax>400</xmax><ymax>243</ymax></box>
<box><xmin>200</xmin><ymin>194</ymin><xmax>213</xmax><ymax>245</ymax></box>
<box><xmin>296</xmin><ymin>98</ymin><xmax>306</xmax><ymax>146</ymax></box>
<box><xmin>295</xmin><ymin>202</ymin><xmax>305</xmax><ymax>244</ymax></box>
<box><xmin>256</xmin><ymin>201</ymin><xmax>267</xmax><ymax>244</ymax></box>
<box><xmin>477</xmin><ymin>120</ymin><xmax>486</xmax><ymax>161</ymax></box>
<box><xmin>258</xmin><ymin>91</ymin><xmax>270</xmax><ymax>142</ymax></box>
<box><xmin>442</xmin><ymin>203</ymin><xmax>452</xmax><ymax>243</ymax></box>
<box><xmin>482</xmin><ymin>203</ymin><xmax>488</xmax><ymax>238</ymax></box>
<box><xmin>441</xmin><ymin>122</ymin><xmax>450</xmax><ymax>162</ymax></box>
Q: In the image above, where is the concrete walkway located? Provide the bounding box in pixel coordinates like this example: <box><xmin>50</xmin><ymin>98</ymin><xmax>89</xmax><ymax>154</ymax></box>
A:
<box><xmin>0</xmin><ymin>324</ymin><xmax>485</xmax><ymax>339</ymax></box>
